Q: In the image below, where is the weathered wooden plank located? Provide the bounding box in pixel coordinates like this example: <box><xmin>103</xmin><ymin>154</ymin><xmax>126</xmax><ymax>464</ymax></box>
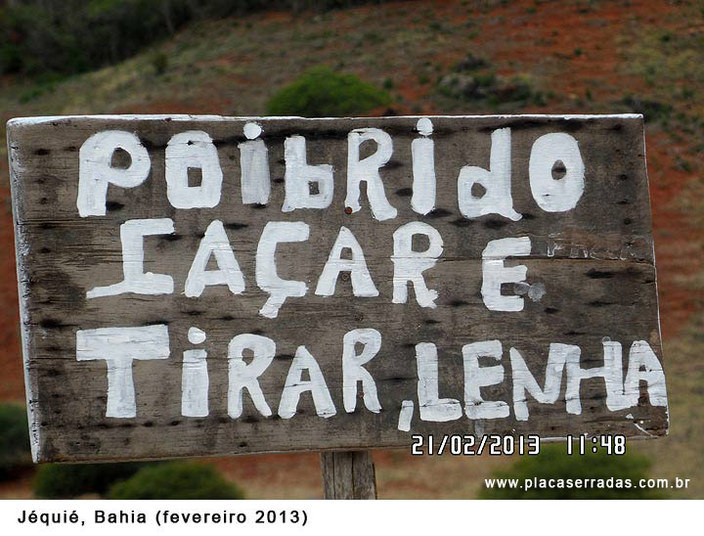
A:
<box><xmin>320</xmin><ymin>451</ymin><xmax>377</xmax><ymax>499</ymax></box>
<box><xmin>7</xmin><ymin>114</ymin><xmax>668</xmax><ymax>463</ymax></box>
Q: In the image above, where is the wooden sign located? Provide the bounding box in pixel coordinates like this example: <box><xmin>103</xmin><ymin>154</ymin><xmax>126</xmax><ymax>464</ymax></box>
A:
<box><xmin>7</xmin><ymin>114</ymin><xmax>668</xmax><ymax>464</ymax></box>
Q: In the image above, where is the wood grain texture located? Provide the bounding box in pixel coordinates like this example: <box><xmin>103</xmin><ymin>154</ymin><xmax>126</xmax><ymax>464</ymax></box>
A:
<box><xmin>320</xmin><ymin>451</ymin><xmax>377</xmax><ymax>499</ymax></box>
<box><xmin>6</xmin><ymin>114</ymin><xmax>668</xmax><ymax>463</ymax></box>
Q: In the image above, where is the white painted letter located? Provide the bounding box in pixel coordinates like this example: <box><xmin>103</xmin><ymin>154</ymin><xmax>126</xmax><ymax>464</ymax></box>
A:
<box><xmin>565</xmin><ymin>340</ymin><xmax>628</xmax><ymax>414</ymax></box>
<box><xmin>342</xmin><ymin>328</ymin><xmax>382</xmax><ymax>413</ymax></box>
<box><xmin>529</xmin><ymin>132</ymin><xmax>585</xmax><ymax>212</ymax></box>
<box><xmin>76</xmin><ymin>325</ymin><xmax>170</xmax><ymax>418</ymax></box>
<box><xmin>411</xmin><ymin>118</ymin><xmax>436</xmax><ymax>215</ymax></box>
<box><xmin>457</xmin><ymin>128</ymin><xmax>521</xmax><ymax>221</ymax></box>
<box><xmin>227</xmin><ymin>334</ymin><xmax>276</xmax><ymax>419</ymax></box>
<box><xmin>624</xmin><ymin>340</ymin><xmax>668</xmax><ymax>407</ymax></box>
<box><xmin>510</xmin><ymin>344</ymin><xmax>577</xmax><ymax>421</ymax></box>
<box><xmin>315</xmin><ymin>226</ymin><xmax>378</xmax><ymax>297</ymax></box>
<box><xmin>392</xmin><ymin>222</ymin><xmax>443</xmax><ymax>308</ymax></box>
<box><xmin>185</xmin><ymin>220</ymin><xmax>245</xmax><ymax>297</ymax></box>
<box><xmin>182</xmin><ymin>327</ymin><xmax>209</xmax><ymax>417</ymax></box>
<box><xmin>462</xmin><ymin>340</ymin><xmax>509</xmax><ymax>419</ymax></box>
<box><xmin>78</xmin><ymin>130</ymin><xmax>150</xmax><ymax>217</ymax></box>
<box><xmin>481</xmin><ymin>236</ymin><xmax>531</xmax><ymax>312</ymax></box>
<box><xmin>283</xmin><ymin>135</ymin><xmax>334</xmax><ymax>211</ymax></box>
<box><xmin>165</xmin><ymin>130</ymin><xmax>223</xmax><ymax>209</ymax></box>
<box><xmin>87</xmin><ymin>218</ymin><xmax>174</xmax><ymax>298</ymax></box>
<box><xmin>239</xmin><ymin>122</ymin><xmax>271</xmax><ymax>205</ymax></box>
<box><xmin>416</xmin><ymin>342</ymin><xmax>462</xmax><ymax>422</ymax></box>
<box><xmin>346</xmin><ymin>128</ymin><xmax>397</xmax><ymax>221</ymax></box>
<box><xmin>278</xmin><ymin>346</ymin><xmax>336</xmax><ymax>419</ymax></box>
<box><xmin>256</xmin><ymin>221</ymin><xmax>310</xmax><ymax>318</ymax></box>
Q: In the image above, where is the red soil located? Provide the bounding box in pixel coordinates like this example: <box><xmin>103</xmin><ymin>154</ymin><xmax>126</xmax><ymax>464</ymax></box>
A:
<box><xmin>0</xmin><ymin>186</ymin><xmax>22</xmax><ymax>401</ymax></box>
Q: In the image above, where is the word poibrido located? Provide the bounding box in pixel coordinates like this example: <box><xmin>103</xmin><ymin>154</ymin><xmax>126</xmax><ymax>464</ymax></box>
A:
<box><xmin>8</xmin><ymin>114</ymin><xmax>667</xmax><ymax>462</ymax></box>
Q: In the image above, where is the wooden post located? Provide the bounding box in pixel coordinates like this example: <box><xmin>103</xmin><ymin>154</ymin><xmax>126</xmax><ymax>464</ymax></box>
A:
<box><xmin>320</xmin><ymin>451</ymin><xmax>377</xmax><ymax>499</ymax></box>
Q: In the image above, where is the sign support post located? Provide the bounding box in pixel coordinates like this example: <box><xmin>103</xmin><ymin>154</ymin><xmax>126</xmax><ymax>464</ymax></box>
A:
<box><xmin>320</xmin><ymin>451</ymin><xmax>377</xmax><ymax>499</ymax></box>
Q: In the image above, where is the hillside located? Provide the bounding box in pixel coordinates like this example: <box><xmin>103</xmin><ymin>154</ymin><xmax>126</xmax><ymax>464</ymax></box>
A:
<box><xmin>0</xmin><ymin>0</ymin><xmax>702</xmax><ymax>498</ymax></box>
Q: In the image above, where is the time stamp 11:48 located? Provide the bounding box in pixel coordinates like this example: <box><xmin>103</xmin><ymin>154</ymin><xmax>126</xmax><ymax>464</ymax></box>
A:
<box><xmin>410</xmin><ymin>434</ymin><xmax>628</xmax><ymax>456</ymax></box>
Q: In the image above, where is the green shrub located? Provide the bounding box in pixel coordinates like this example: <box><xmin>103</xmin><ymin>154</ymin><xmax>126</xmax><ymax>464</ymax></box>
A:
<box><xmin>34</xmin><ymin>462</ymin><xmax>149</xmax><ymax>498</ymax></box>
<box><xmin>480</xmin><ymin>444</ymin><xmax>665</xmax><ymax>499</ymax></box>
<box><xmin>109</xmin><ymin>462</ymin><xmax>244</xmax><ymax>499</ymax></box>
<box><xmin>621</xmin><ymin>95</ymin><xmax>673</xmax><ymax>123</ymax></box>
<box><xmin>265</xmin><ymin>66</ymin><xmax>391</xmax><ymax>117</ymax></box>
<box><xmin>0</xmin><ymin>403</ymin><xmax>32</xmax><ymax>480</ymax></box>
<box><xmin>437</xmin><ymin>54</ymin><xmax>546</xmax><ymax>108</ymax></box>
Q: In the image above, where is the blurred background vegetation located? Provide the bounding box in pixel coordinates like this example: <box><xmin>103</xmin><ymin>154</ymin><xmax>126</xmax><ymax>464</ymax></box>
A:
<box><xmin>0</xmin><ymin>1</ymin><xmax>390</xmax><ymax>77</ymax></box>
<box><xmin>0</xmin><ymin>0</ymin><xmax>702</xmax><ymax>499</ymax></box>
